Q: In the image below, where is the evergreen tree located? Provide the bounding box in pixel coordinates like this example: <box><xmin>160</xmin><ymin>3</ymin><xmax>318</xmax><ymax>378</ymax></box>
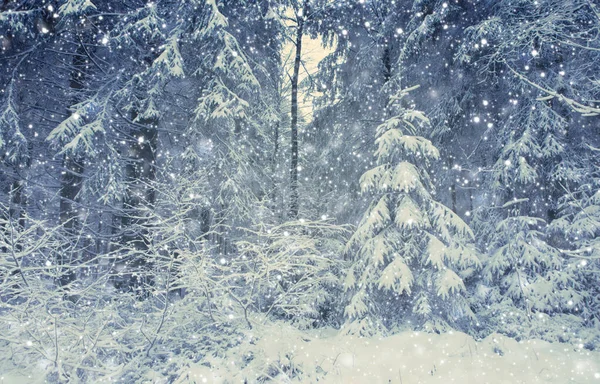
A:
<box><xmin>344</xmin><ymin>87</ymin><xmax>479</xmax><ymax>334</ymax></box>
<box><xmin>550</xmin><ymin>147</ymin><xmax>600</xmax><ymax>325</ymax></box>
<box><xmin>482</xmin><ymin>201</ymin><xmax>582</xmax><ymax>315</ymax></box>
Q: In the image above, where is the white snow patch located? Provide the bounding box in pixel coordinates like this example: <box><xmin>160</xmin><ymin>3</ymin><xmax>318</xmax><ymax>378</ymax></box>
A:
<box><xmin>175</xmin><ymin>323</ymin><xmax>600</xmax><ymax>383</ymax></box>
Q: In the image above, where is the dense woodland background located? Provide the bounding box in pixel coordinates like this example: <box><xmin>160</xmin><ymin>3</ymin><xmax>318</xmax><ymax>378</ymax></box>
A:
<box><xmin>0</xmin><ymin>0</ymin><xmax>599</xmax><ymax>382</ymax></box>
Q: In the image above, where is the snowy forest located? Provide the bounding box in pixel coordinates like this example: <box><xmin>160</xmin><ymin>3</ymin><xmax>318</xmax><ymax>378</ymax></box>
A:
<box><xmin>1</xmin><ymin>0</ymin><xmax>600</xmax><ymax>382</ymax></box>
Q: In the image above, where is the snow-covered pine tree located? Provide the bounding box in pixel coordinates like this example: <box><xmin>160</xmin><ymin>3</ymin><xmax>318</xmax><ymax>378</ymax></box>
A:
<box><xmin>466</xmin><ymin>98</ymin><xmax>588</xmax><ymax>340</ymax></box>
<box><xmin>482</xmin><ymin>200</ymin><xmax>582</xmax><ymax>315</ymax></box>
<box><xmin>343</xmin><ymin>87</ymin><xmax>480</xmax><ymax>335</ymax></box>
<box><xmin>451</xmin><ymin>0</ymin><xmax>600</xmax><ymax>342</ymax></box>
<box><xmin>184</xmin><ymin>0</ymin><xmax>283</xmax><ymax>255</ymax></box>
<box><xmin>549</xmin><ymin>147</ymin><xmax>600</xmax><ymax>326</ymax></box>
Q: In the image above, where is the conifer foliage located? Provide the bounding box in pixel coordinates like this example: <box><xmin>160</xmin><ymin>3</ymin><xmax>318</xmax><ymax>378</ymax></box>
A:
<box><xmin>344</xmin><ymin>87</ymin><xmax>480</xmax><ymax>334</ymax></box>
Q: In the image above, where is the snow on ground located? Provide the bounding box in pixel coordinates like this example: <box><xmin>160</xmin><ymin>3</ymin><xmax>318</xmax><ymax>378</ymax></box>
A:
<box><xmin>2</xmin><ymin>322</ymin><xmax>598</xmax><ymax>383</ymax></box>
<box><xmin>178</xmin><ymin>323</ymin><xmax>600</xmax><ymax>383</ymax></box>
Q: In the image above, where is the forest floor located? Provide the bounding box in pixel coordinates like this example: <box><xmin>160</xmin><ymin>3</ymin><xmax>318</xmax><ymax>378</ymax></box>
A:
<box><xmin>178</xmin><ymin>322</ymin><xmax>600</xmax><ymax>384</ymax></box>
<box><xmin>2</xmin><ymin>322</ymin><xmax>599</xmax><ymax>383</ymax></box>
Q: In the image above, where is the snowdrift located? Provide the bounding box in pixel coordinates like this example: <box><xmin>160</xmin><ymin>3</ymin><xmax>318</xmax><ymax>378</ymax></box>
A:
<box><xmin>175</xmin><ymin>323</ymin><xmax>600</xmax><ymax>383</ymax></box>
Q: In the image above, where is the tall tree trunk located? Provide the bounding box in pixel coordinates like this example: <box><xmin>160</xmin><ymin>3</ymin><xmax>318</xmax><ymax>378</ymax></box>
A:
<box><xmin>446</xmin><ymin>157</ymin><xmax>458</xmax><ymax>214</ymax></box>
<box><xmin>383</xmin><ymin>47</ymin><xmax>392</xmax><ymax>84</ymax></box>
<box><xmin>451</xmin><ymin>180</ymin><xmax>457</xmax><ymax>214</ymax></box>
<box><xmin>289</xmin><ymin>2</ymin><xmax>306</xmax><ymax>218</ymax></box>
<box><xmin>272</xmin><ymin>121</ymin><xmax>279</xmax><ymax>167</ymax></box>
<box><xmin>469</xmin><ymin>187</ymin><xmax>474</xmax><ymax>219</ymax></box>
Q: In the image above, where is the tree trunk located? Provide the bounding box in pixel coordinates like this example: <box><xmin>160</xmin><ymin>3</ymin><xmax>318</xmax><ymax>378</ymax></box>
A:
<box><xmin>289</xmin><ymin>2</ymin><xmax>306</xmax><ymax>218</ymax></box>
<box><xmin>451</xmin><ymin>180</ymin><xmax>457</xmax><ymax>214</ymax></box>
<box><xmin>383</xmin><ymin>47</ymin><xmax>392</xmax><ymax>84</ymax></box>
